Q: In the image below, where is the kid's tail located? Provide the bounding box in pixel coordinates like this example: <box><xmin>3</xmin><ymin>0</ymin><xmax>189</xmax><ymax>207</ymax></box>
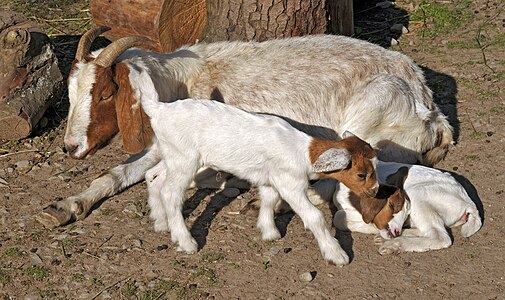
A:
<box><xmin>132</xmin><ymin>70</ymin><xmax>161</xmax><ymax>117</ymax></box>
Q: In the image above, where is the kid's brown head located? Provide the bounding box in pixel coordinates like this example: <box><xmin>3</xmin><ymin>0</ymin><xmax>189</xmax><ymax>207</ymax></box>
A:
<box><xmin>347</xmin><ymin>167</ymin><xmax>410</xmax><ymax>237</ymax></box>
<box><xmin>373</xmin><ymin>167</ymin><xmax>411</xmax><ymax>236</ymax></box>
<box><xmin>311</xmin><ymin>131</ymin><xmax>379</xmax><ymax>197</ymax></box>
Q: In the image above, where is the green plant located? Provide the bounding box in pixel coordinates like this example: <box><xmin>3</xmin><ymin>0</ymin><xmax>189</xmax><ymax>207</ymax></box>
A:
<box><xmin>0</xmin><ymin>270</ymin><xmax>11</xmax><ymax>285</ymax></box>
<box><xmin>191</xmin><ymin>267</ymin><xmax>217</xmax><ymax>284</ymax></box>
<box><xmin>2</xmin><ymin>247</ymin><xmax>23</xmax><ymax>257</ymax></box>
<box><xmin>72</xmin><ymin>273</ymin><xmax>85</xmax><ymax>282</ymax></box>
<box><xmin>261</xmin><ymin>260</ymin><xmax>270</xmax><ymax>270</ymax></box>
<box><xmin>99</xmin><ymin>208</ymin><xmax>115</xmax><ymax>216</ymax></box>
<box><xmin>25</xmin><ymin>265</ymin><xmax>49</xmax><ymax>281</ymax></box>
<box><xmin>201</xmin><ymin>251</ymin><xmax>225</xmax><ymax>263</ymax></box>
<box><xmin>411</xmin><ymin>1</ymin><xmax>472</xmax><ymax>38</ymax></box>
<box><xmin>156</xmin><ymin>279</ymin><xmax>180</xmax><ymax>290</ymax></box>
<box><xmin>122</xmin><ymin>281</ymin><xmax>138</xmax><ymax>297</ymax></box>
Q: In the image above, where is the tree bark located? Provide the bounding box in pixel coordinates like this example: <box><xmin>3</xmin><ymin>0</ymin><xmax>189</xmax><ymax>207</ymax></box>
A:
<box><xmin>0</xmin><ymin>11</ymin><xmax>63</xmax><ymax>140</ymax></box>
<box><xmin>91</xmin><ymin>0</ymin><xmax>353</xmax><ymax>52</ymax></box>
<box><xmin>204</xmin><ymin>0</ymin><xmax>349</xmax><ymax>43</ymax></box>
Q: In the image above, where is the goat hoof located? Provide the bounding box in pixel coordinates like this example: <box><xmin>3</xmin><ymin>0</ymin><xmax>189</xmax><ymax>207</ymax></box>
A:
<box><xmin>378</xmin><ymin>241</ymin><xmax>402</xmax><ymax>255</ymax></box>
<box><xmin>36</xmin><ymin>204</ymin><xmax>74</xmax><ymax>228</ymax></box>
<box><xmin>261</xmin><ymin>230</ymin><xmax>282</xmax><ymax>241</ymax></box>
<box><xmin>374</xmin><ymin>235</ymin><xmax>385</xmax><ymax>245</ymax></box>
<box><xmin>176</xmin><ymin>238</ymin><xmax>198</xmax><ymax>254</ymax></box>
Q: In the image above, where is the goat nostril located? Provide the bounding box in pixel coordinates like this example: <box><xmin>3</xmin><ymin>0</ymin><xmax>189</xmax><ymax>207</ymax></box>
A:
<box><xmin>394</xmin><ymin>228</ymin><xmax>400</xmax><ymax>236</ymax></box>
<box><xmin>65</xmin><ymin>144</ymin><xmax>79</xmax><ymax>155</ymax></box>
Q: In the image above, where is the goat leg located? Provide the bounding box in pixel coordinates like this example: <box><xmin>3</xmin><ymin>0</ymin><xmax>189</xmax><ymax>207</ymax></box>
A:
<box><xmin>37</xmin><ymin>148</ymin><xmax>160</xmax><ymax>228</ymax></box>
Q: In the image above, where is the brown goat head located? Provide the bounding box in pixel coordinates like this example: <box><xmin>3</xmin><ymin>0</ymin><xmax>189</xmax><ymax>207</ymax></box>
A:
<box><xmin>64</xmin><ymin>26</ymin><xmax>155</xmax><ymax>158</ymax></box>
<box><xmin>311</xmin><ymin>132</ymin><xmax>379</xmax><ymax>198</ymax></box>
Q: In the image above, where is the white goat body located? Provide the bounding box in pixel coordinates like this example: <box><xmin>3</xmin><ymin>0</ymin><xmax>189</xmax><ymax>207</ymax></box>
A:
<box><xmin>333</xmin><ymin>161</ymin><xmax>482</xmax><ymax>254</ymax></box>
<box><xmin>138</xmin><ymin>70</ymin><xmax>379</xmax><ymax>265</ymax></box>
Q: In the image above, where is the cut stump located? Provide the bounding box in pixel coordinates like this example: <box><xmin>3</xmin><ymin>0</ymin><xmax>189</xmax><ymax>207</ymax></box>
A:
<box><xmin>0</xmin><ymin>11</ymin><xmax>63</xmax><ymax>140</ymax></box>
<box><xmin>91</xmin><ymin>0</ymin><xmax>353</xmax><ymax>52</ymax></box>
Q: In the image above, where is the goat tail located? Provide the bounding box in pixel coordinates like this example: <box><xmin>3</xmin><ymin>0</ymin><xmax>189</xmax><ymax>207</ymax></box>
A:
<box><xmin>134</xmin><ymin>70</ymin><xmax>161</xmax><ymax>118</ymax></box>
<box><xmin>460</xmin><ymin>207</ymin><xmax>482</xmax><ymax>238</ymax></box>
<box><xmin>422</xmin><ymin>114</ymin><xmax>454</xmax><ymax>166</ymax></box>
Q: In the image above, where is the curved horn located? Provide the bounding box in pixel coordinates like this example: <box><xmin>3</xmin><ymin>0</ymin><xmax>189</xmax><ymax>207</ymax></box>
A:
<box><xmin>93</xmin><ymin>36</ymin><xmax>153</xmax><ymax>68</ymax></box>
<box><xmin>75</xmin><ymin>25</ymin><xmax>111</xmax><ymax>61</ymax></box>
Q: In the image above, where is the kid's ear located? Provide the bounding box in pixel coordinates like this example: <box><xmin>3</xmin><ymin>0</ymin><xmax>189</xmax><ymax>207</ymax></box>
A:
<box><xmin>385</xmin><ymin>166</ymin><xmax>409</xmax><ymax>188</ymax></box>
<box><xmin>313</xmin><ymin>148</ymin><xmax>351</xmax><ymax>173</ymax></box>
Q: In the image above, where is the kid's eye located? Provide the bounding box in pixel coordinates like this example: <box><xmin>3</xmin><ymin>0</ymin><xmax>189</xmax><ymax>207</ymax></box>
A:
<box><xmin>357</xmin><ymin>173</ymin><xmax>367</xmax><ymax>180</ymax></box>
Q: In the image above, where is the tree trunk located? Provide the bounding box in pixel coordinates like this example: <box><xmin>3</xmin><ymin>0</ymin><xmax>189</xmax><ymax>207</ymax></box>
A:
<box><xmin>203</xmin><ymin>0</ymin><xmax>352</xmax><ymax>43</ymax></box>
<box><xmin>91</xmin><ymin>0</ymin><xmax>353</xmax><ymax>52</ymax></box>
<box><xmin>0</xmin><ymin>11</ymin><xmax>63</xmax><ymax>140</ymax></box>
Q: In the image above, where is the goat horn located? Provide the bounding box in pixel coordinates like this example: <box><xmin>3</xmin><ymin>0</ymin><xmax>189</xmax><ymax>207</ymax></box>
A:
<box><xmin>93</xmin><ymin>36</ymin><xmax>153</xmax><ymax>68</ymax></box>
<box><xmin>75</xmin><ymin>25</ymin><xmax>111</xmax><ymax>61</ymax></box>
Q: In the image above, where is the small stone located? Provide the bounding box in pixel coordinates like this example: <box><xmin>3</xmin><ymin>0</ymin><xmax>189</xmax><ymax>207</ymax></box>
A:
<box><xmin>376</xmin><ymin>1</ymin><xmax>392</xmax><ymax>9</ymax></box>
<box><xmin>70</xmin><ymin>228</ymin><xmax>87</xmax><ymax>234</ymax></box>
<box><xmin>52</xmin><ymin>233</ymin><xmax>69</xmax><ymax>240</ymax></box>
<box><xmin>78</xmin><ymin>292</ymin><xmax>92</xmax><ymax>299</ymax></box>
<box><xmin>157</xmin><ymin>244</ymin><xmax>169</xmax><ymax>251</ymax></box>
<box><xmin>58</xmin><ymin>174</ymin><xmax>71</xmax><ymax>182</ymax></box>
<box><xmin>15</xmin><ymin>160</ymin><xmax>31</xmax><ymax>170</ymax></box>
<box><xmin>409</xmin><ymin>41</ymin><xmax>416</xmax><ymax>46</ymax></box>
<box><xmin>30</xmin><ymin>197</ymin><xmax>42</xmax><ymax>205</ymax></box>
<box><xmin>390</xmin><ymin>38</ymin><xmax>399</xmax><ymax>46</ymax></box>
<box><xmin>24</xmin><ymin>294</ymin><xmax>38</xmax><ymax>300</ymax></box>
<box><xmin>7</xmin><ymin>167</ymin><xmax>14</xmax><ymax>173</ymax></box>
<box><xmin>148</xmin><ymin>280</ymin><xmax>157</xmax><ymax>288</ymax></box>
<box><xmin>299</xmin><ymin>271</ymin><xmax>315</xmax><ymax>282</ymax></box>
<box><xmin>133</xmin><ymin>239</ymin><xmax>142</xmax><ymax>248</ymax></box>
<box><xmin>222</xmin><ymin>188</ymin><xmax>240</xmax><ymax>198</ymax></box>
<box><xmin>30</xmin><ymin>253</ymin><xmax>43</xmax><ymax>265</ymax></box>
<box><xmin>263</xmin><ymin>246</ymin><xmax>283</xmax><ymax>258</ymax></box>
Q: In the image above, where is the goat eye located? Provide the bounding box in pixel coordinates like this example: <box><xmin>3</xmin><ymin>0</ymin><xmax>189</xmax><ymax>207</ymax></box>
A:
<box><xmin>357</xmin><ymin>173</ymin><xmax>367</xmax><ymax>180</ymax></box>
<box><xmin>100</xmin><ymin>94</ymin><xmax>112</xmax><ymax>101</ymax></box>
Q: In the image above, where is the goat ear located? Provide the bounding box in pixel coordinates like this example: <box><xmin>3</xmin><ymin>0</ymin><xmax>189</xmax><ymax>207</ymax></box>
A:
<box><xmin>362</xmin><ymin>205</ymin><xmax>381</xmax><ymax>224</ymax></box>
<box><xmin>313</xmin><ymin>148</ymin><xmax>351</xmax><ymax>173</ymax></box>
<box><xmin>114</xmin><ymin>63</ymin><xmax>154</xmax><ymax>154</ymax></box>
<box><xmin>385</xmin><ymin>166</ymin><xmax>409</xmax><ymax>188</ymax></box>
<box><xmin>349</xmin><ymin>193</ymin><xmax>387</xmax><ymax>224</ymax></box>
<box><xmin>342</xmin><ymin>131</ymin><xmax>355</xmax><ymax>139</ymax></box>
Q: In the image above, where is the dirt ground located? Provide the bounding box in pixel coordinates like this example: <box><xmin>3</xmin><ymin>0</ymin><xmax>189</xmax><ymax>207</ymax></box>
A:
<box><xmin>1</xmin><ymin>0</ymin><xmax>504</xmax><ymax>299</ymax></box>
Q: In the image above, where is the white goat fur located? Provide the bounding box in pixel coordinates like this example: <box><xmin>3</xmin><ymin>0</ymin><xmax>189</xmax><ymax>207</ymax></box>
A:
<box><xmin>138</xmin><ymin>70</ymin><xmax>381</xmax><ymax>265</ymax></box>
<box><xmin>333</xmin><ymin>161</ymin><xmax>482</xmax><ymax>254</ymax></box>
<box><xmin>41</xmin><ymin>34</ymin><xmax>452</xmax><ymax>228</ymax></box>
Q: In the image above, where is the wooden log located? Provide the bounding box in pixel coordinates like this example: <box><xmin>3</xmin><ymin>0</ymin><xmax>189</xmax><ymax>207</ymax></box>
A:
<box><xmin>0</xmin><ymin>11</ymin><xmax>63</xmax><ymax>140</ymax></box>
<box><xmin>91</xmin><ymin>0</ymin><xmax>353</xmax><ymax>52</ymax></box>
<box><xmin>91</xmin><ymin>0</ymin><xmax>207</xmax><ymax>52</ymax></box>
